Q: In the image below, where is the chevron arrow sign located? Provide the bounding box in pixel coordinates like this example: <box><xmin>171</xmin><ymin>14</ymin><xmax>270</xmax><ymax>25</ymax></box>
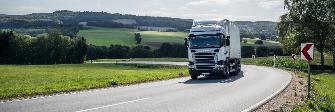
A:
<box><xmin>301</xmin><ymin>43</ymin><xmax>314</xmax><ymax>61</ymax></box>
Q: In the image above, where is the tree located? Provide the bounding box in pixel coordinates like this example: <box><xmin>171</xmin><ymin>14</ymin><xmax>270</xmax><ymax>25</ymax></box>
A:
<box><xmin>256</xmin><ymin>46</ymin><xmax>269</xmax><ymax>57</ymax></box>
<box><xmin>259</xmin><ymin>34</ymin><xmax>267</xmax><ymax>40</ymax></box>
<box><xmin>0</xmin><ymin>31</ymin><xmax>10</xmax><ymax>63</ymax></box>
<box><xmin>154</xmin><ymin>43</ymin><xmax>187</xmax><ymax>58</ymax></box>
<box><xmin>241</xmin><ymin>46</ymin><xmax>255</xmax><ymax>58</ymax></box>
<box><xmin>278</xmin><ymin>0</ymin><xmax>335</xmax><ymax>71</ymax></box>
<box><xmin>130</xmin><ymin>45</ymin><xmax>152</xmax><ymax>58</ymax></box>
<box><xmin>254</xmin><ymin>40</ymin><xmax>263</xmax><ymax>45</ymax></box>
<box><xmin>109</xmin><ymin>45</ymin><xmax>130</xmax><ymax>58</ymax></box>
<box><xmin>280</xmin><ymin>33</ymin><xmax>301</xmax><ymax>55</ymax></box>
<box><xmin>134</xmin><ymin>33</ymin><xmax>142</xmax><ymax>44</ymax></box>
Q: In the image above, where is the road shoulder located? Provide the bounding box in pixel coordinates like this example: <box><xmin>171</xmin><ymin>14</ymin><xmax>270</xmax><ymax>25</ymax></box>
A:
<box><xmin>255</xmin><ymin>70</ymin><xmax>307</xmax><ymax>112</ymax></box>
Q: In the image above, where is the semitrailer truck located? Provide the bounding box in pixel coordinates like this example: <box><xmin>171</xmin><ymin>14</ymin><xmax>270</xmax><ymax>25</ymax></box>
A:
<box><xmin>185</xmin><ymin>19</ymin><xmax>241</xmax><ymax>79</ymax></box>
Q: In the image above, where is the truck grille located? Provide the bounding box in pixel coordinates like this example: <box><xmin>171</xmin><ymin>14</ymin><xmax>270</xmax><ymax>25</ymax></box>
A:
<box><xmin>194</xmin><ymin>53</ymin><xmax>216</xmax><ymax>70</ymax></box>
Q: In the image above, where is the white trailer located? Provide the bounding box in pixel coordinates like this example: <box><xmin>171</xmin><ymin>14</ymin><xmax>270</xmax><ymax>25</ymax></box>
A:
<box><xmin>185</xmin><ymin>19</ymin><xmax>241</xmax><ymax>79</ymax></box>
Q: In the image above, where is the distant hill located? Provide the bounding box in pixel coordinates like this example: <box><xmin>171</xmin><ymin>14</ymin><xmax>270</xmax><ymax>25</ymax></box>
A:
<box><xmin>0</xmin><ymin>10</ymin><xmax>278</xmax><ymax>38</ymax></box>
<box><xmin>234</xmin><ymin>21</ymin><xmax>278</xmax><ymax>39</ymax></box>
<box><xmin>0</xmin><ymin>10</ymin><xmax>192</xmax><ymax>31</ymax></box>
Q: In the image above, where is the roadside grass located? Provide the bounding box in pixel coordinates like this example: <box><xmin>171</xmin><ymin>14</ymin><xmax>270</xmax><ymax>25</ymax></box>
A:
<box><xmin>78</xmin><ymin>27</ymin><xmax>187</xmax><ymax>48</ymax></box>
<box><xmin>93</xmin><ymin>58</ymin><xmax>188</xmax><ymax>62</ymax></box>
<box><xmin>292</xmin><ymin>72</ymin><xmax>335</xmax><ymax>112</ymax></box>
<box><xmin>0</xmin><ymin>64</ymin><xmax>188</xmax><ymax>100</ymax></box>
<box><xmin>242</xmin><ymin>56</ymin><xmax>333</xmax><ymax>69</ymax></box>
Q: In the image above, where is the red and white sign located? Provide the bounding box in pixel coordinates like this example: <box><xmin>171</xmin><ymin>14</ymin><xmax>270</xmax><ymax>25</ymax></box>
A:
<box><xmin>301</xmin><ymin>43</ymin><xmax>314</xmax><ymax>61</ymax></box>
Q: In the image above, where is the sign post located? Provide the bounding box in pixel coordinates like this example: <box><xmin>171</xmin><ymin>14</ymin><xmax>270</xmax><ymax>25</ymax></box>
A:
<box><xmin>301</xmin><ymin>43</ymin><xmax>314</xmax><ymax>99</ymax></box>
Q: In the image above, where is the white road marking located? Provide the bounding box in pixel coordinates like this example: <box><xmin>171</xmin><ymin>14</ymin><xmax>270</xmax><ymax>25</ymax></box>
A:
<box><xmin>75</xmin><ymin>97</ymin><xmax>149</xmax><ymax>112</ymax></box>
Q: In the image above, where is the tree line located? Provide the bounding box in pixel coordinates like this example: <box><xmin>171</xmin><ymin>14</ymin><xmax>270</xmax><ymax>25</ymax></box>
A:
<box><xmin>0</xmin><ymin>30</ymin><xmax>87</xmax><ymax>64</ymax></box>
<box><xmin>87</xmin><ymin>42</ymin><xmax>283</xmax><ymax>61</ymax></box>
<box><xmin>87</xmin><ymin>43</ymin><xmax>188</xmax><ymax>61</ymax></box>
<box><xmin>0</xmin><ymin>30</ymin><xmax>285</xmax><ymax>64</ymax></box>
<box><xmin>241</xmin><ymin>46</ymin><xmax>283</xmax><ymax>58</ymax></box>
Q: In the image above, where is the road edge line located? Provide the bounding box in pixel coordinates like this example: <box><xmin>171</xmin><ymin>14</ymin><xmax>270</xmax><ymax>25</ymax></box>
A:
<box><xmin>241</xmin><ymin>67</ymin><xmax>292</xmax><ymax>112</ymax></box>
<box><xmin>75</xmin><ymin>97</ymin><xmax>149</xmax><ymax>112</ymax></box>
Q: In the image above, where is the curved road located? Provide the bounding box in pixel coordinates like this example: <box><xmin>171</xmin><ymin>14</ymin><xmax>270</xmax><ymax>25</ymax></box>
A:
<box><xmin>0</xmin><ymin>62</ymin><xmax>291</xmax><ymax>112</ymax></box>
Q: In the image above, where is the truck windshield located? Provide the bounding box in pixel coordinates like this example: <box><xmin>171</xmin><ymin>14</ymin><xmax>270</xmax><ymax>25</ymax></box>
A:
<box><xmin>189</xmin><ymin>36</ymin><xmax>221</xmax><ymax>48</ymax></box>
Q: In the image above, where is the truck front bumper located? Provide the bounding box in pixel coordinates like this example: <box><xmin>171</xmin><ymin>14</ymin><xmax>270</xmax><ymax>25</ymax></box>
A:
<box><xmin>188</xmin><ymin>65</ymin><xmax>225</xmax><ymax>75</ymax></box>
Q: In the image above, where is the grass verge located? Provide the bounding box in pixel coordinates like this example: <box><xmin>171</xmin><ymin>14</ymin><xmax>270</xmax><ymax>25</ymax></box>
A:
<box><xmin>0</xmin><ymin>64</ymin><xmax>188</xmax><ymax>100</ymax></box>
<box><xmin>93</xmin><ymin>58</ymin><xmax>188</xmax><ymax>62</ymax></box>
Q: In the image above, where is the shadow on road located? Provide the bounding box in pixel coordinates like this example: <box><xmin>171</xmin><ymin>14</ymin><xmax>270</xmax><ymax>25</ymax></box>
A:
<box><xmin>182</xmin><ymin>71</ymin><xmax>244</xmax><ymax>84</ymax></box>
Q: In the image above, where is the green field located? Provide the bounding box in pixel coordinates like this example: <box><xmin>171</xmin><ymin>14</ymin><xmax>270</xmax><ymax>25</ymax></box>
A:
<box><xmin>0</xmin><ymin>64</ymin><xmax>188</xmax><ymax>100</ymax></box>
<box><xmin>78</xmin><ymin>27</ymin><xmax>187</xmax><ymax>48</ymax></box>
<box><xmin>79</xmin><ymin>27</ymin><xmax>281</xmax><ymax>48</ymax></box>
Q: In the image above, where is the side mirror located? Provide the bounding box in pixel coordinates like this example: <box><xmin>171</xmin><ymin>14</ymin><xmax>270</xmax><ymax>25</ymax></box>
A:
<box><xmin>226</xmin><ymin>36</ymin><xmax>230</xmax><ymax>46</ymax></box>
<box><xmin>220</xmin><ymin>37</ymin><xmax>224</xmax><ymax>46</ymax></box>
<box><xmin>184</xmin><ymin>38</ymin><xmax>188</xmax><ymax>48</ymax></box>
<box><xmin>188</xmin><ymin>34</ymin><xmax>195</xmax><ymax>37</ymax></box>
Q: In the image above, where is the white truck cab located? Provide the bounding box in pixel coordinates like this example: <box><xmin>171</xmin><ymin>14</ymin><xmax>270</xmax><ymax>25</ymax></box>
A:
<box><xmin>185</xmin><ymin>19</ymin><xmax>241</xmax><ymax>79</ymax></box>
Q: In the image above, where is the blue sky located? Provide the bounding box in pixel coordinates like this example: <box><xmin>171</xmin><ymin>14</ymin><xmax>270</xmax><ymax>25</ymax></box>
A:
<box><xmin>0</xmin><ymin>0</ymin><xmax>285</xmax><ymax>21</ymax></box>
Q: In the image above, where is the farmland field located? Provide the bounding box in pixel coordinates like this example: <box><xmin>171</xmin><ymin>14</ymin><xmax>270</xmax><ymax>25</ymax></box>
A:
<box><xmin>0</xmin><ymin>64</ymin><xmax>188</xmax><ymax>100</ymax></box>
<box><xmin>78</xmin><ymin>27</ymin><xmax>187</xmax><ymax>48</ymax></box>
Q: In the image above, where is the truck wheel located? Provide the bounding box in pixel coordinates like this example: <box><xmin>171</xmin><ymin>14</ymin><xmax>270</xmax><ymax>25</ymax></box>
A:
<box><xmin>191</xmin><ymin>75</ymin><xmax>198</xmax><ymax>80</ymax></box>
<box><xmin>223</xmin><ymin>66</ymin><xmax>230</xmax><ymax>78</ymax></box>
<box><xmin>233</xmin><ymin>60</ymin><xmax>241</xmax><ymax>75</ymax></box>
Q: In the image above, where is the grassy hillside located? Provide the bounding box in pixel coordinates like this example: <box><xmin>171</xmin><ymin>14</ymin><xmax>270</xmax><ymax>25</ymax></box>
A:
<box><xmin>78</xmin><ymin>27</ymin><xmax>136</xmax><ymax>46</ymax></box>
<box><xmin>78</xmin><ymin>27</ymin><xmax>187</xmax><ymax>48</ymax></box>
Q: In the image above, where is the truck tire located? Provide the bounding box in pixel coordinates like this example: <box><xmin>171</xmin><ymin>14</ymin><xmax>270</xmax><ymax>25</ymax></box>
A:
<box><xmin>191</xmin><ymin>75</ymin><xmax>198</xmax><ymax>80</ymax></box>
<box><xmin>222</xmin><ymin>65</ymin><xmax>230</xmax><ymax>78</ymax></box>
<box><xmin>232</xmin><ymin>60</ymin><xmax>241</xmax><ymax>76</ymax></box>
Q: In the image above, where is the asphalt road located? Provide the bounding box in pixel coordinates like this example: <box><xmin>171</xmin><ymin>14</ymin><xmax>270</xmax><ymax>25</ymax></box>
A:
<box><xmin>0</xmin><ymin>62</ymin><xmax>291</xmax><ymax>112</ymax></box>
